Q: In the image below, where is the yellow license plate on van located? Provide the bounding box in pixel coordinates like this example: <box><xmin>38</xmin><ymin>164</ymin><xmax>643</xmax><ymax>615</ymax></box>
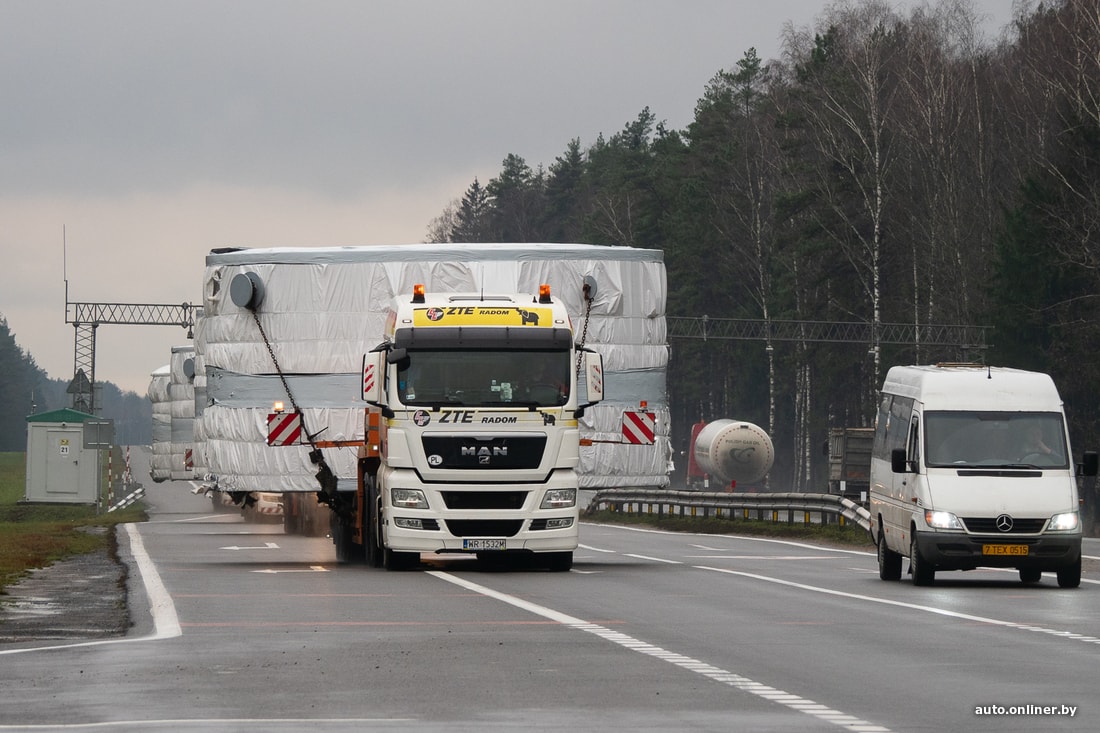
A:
<box><xmin>982</xmin><ymin>544</ymin><xmax>1028</xmax><ymax>556</ymax></box>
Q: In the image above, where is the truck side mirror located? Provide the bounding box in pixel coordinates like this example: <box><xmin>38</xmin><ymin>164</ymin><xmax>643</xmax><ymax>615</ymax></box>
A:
<box><xmin>583</xmin><ymin>351</ymin><xmax>604</xmax><ymax>403</ymax></box>
<box><xmin>891</xmin><ymin>447</ymin><xmax>909</xmax><ymax>474</ymax></box>
<box><xmin>1079</xmin><ymin>451</ymin><xmax>1098</xmax><ymax>477</ymax></box>
<box><xmin>361</xmin><ymin>352</ymin><xmax>385</xmax><ymax>404</ymax></box>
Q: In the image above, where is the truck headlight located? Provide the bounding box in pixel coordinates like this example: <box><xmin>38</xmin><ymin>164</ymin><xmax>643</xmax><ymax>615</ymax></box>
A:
<box><xmin>541</xmin><ymin>488</ymin><xmax>576</xmax><ymax>509</ymax></box>
<box><xmin>925</xmin><ymin>510</ymin><xmax>963</xmax><ymax>530</ymax></box>
<box><xmin>1047</xmin><ymin>511</ymin><xmax>1079</xmax><ymax>531</ymax></box>
<box><xmin>391</xmin><ymin>488</ymin><xmax>428</xmax><ymax>509</ymax></box>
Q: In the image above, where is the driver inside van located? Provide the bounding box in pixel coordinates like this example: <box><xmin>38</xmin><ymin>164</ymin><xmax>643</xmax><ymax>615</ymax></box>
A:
<box><xmin>1019</xmin><ymin>424</ymin><xmax>1056</xmax><ymax>461</ymax></box>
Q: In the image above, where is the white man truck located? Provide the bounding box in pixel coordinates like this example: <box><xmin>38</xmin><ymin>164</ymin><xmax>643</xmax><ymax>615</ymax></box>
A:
<box><xmin>870</xmin><ymin>364</ymin><xmax>1097</xmax><ymax>587</ymax></box>
<box><xmin>328</xmin><ymin>282</ymin><xmax>603</xmax><ymax>571</ymax></box>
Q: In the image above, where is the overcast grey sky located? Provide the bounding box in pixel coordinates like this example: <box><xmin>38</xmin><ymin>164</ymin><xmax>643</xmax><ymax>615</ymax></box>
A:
<box><xmin>0</xmin><ymin>0</ymin><xmax>1016</xmax><ymax>397</ymax></box>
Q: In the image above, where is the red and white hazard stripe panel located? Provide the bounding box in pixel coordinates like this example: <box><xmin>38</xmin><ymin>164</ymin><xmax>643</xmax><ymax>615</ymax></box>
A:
<box><xmin>184</xmin><ymin>449</ymin><xmax>194</xmax><ymax>470</ymax></box>
<box><xmin>267</xmin><ymin>411</ymin><xmax>303</xmax><ymax>446</ymax></box>
<box><xmin>621</xmin><ymin>411</ymin><xmax>656</xmax><ymax>445</ymax></box>
<box><xmin>362</xmin><ymin>359</ymin><xmax>378</xmax><ymax>400</ymax></box>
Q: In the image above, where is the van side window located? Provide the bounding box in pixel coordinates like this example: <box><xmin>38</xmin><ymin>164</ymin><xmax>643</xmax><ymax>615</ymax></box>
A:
<box><xmin>907</xmin><ymin>418</ymin><xmax>920</xmax><ymax>467</ymax></box>
<box><xmin>872</xmin><ymin>393</ymin><xmax>914</xmax><ymax>461</ymax></box>
<box><xmin>872</xmin><ymin>393</ymin><xmax>892</xmax><ymax>459</ymax></box>
<box><xmin>887</xmin><ymin>396</ymin><xmax>913</xmax><ymax>456</ymax></box>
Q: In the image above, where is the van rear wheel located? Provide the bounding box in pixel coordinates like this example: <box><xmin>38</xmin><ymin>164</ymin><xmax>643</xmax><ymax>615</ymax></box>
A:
<box><xmin>877</xmin><ymin>530</ymin><xmax>902</xmax><ymax>581</ymax></box>
<box><xmin>910</xmin><ymin>535</ymin><xmax>934</xmax><ymax>586</ymax></box>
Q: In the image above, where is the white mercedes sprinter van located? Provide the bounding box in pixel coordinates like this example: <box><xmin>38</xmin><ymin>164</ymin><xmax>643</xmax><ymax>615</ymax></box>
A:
<box><xmin>869</xmin><ymin>364</ymin><xmax>1097</xmax><ymax>587</ymax></box>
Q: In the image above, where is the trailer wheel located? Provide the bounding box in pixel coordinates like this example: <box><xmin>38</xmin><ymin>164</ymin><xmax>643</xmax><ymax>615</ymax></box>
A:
<box><xmin>877</xmin><ymin>529</ymin><xmax>902</xmax><ymax>581</ymax></box>
<box><xmin>1057</xmin><ymin>558</ymin><xmax>1081</xmax><ymax>588</ymax></box>
<box><xmin>910</xmin><ymin>534</ymin><xmax>934</xmax><ymax>586</ymax></box>
<box><xmin>332</xmin><ymin>512</ymin><xmax>364</xmax><ymax>565</ymax></box>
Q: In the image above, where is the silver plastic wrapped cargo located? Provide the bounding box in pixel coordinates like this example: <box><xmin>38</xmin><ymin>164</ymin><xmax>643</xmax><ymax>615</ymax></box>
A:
<box><xmin>198</xmin><ymin>243</ymin><xmax>670</xmax><ymax>493</ymax></box>
<box><xmin>147</xmin><ymin>364</ymin><xmax>172</xmax><ymax>483</ymax></box>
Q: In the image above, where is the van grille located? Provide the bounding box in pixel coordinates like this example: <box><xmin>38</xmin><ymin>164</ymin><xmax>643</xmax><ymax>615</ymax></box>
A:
<box><xmin>962</xmin><ymin>517</ymin><xmax>1047</xmax><ymax>534</ymax></box>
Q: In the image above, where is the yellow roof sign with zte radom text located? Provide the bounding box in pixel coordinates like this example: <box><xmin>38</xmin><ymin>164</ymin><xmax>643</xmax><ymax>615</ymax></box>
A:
<box><xmin>413</xmin><ymin>306</ymin><xmax>553</xmax><ymax>327</ymax></box>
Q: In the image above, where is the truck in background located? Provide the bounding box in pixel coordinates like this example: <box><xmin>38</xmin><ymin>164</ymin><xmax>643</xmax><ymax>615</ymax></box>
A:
<box><xmin>685</xmin><ymin>419</ymin><xmax>774</xmax><ymax>491</ymax></box>
<box><xmin>826</xmin><ymin>427</ymin><xmax>873</xmax><ymax>501</ymax></box>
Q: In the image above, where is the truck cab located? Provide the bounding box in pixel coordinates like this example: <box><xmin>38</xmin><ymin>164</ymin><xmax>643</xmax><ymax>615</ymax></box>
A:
<box><xmin>352</xmin><ymin>283</ymin><xmax>604</xmax><ymax>571</ymax></box>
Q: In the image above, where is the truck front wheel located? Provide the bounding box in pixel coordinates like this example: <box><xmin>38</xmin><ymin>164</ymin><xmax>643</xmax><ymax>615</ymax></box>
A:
<box><xmin>383</xmin><ymin>547</ymin><xmax>419</xmax><ymax>571</ymax></box>
<box><xmin>545</xmin><ymin>551</ymin><xmax>573</xmax><ymax>572</ymax></box>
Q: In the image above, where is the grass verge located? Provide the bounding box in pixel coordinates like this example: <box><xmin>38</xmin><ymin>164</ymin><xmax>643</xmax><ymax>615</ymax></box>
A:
<box><xmin>0</xmin><ymin>452</ymin><xmax>147</xmax><ymax>594</ymax></box>
<box><xmin>584</xmin><ymin>508</ymin><xmax>874</xmax><ymax>548</ymax></box>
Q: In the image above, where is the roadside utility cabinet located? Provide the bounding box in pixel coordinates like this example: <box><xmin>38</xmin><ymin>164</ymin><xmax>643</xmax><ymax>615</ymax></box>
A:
<box><xmin>24</xmin><ymin>408</ymin><xmax>101</xmax><ymax>504</ymax></box>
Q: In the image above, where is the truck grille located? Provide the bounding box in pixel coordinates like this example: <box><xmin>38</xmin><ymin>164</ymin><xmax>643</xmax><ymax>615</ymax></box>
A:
<box><xmin>441</xmin><ymin>491</ymin><xmax>529</xmax><ymax>510</ymax></box>
<box><xmin>444</xmin><ymin>520</ymin><xmax>524</xmax><ymax>537</ymax></box>
<box><xmin>422</xmin><ymin>435</ymin><xmax>546</xmax><ymax>470</ymax></box>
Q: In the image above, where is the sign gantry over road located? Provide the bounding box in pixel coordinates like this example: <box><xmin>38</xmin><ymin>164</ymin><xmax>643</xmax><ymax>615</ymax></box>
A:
<box><xmin>65</xmin><ymin>297</ymin><xmax>195</xmax><ymax>414</ymax></box>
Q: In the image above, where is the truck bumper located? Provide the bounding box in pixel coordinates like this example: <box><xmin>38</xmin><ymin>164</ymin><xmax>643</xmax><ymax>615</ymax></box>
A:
<box><xmin>379</xmin><ymin>471</ymin><xmax>580</xmax><ymax>555</ymax></box>
<box><xmin>384</xmin><ymin>522</ymin><xmax>579</xmax><ymax>555</ymax></box>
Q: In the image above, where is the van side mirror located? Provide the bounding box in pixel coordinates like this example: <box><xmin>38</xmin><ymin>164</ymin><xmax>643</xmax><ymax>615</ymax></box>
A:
<box><xmin>891</xmin><ymin>447</ymin><xmax>910</xmax><ymax>474</ymax></box>
<box><xmin>1079</xmin><ymin>451</ymin><xmax>1098</xmax><ymax>477</ymax></box>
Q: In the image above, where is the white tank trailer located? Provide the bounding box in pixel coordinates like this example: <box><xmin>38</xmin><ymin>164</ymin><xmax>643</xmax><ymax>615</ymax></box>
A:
<box><xmin>196</xmin><ymin>244</ymin><xmax>671</xmax><ymax>507</ymax></box>
<box><xmin>692</xmin><ymin>419</ymin><xmax>775</xmax><ymax>487</ymax></box>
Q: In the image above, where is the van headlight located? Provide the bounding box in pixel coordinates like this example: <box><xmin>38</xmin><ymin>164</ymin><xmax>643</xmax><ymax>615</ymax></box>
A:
<box><xmin>925</xmin><ymin>510</ymin><xmax>963</xmax><ymax>530</ymax></box>
<box><xmin>1047</xmin><ymin>511</ymin><xmax>1079</xmax><ymax>531</ymax></box>
<box><xmin>541</xmin><ymin>489</ymin><xmax>576</xmax><ymax>509</ymax></box>
<box><xmin>391</xmin><ymin>488</ymin><xmax>428</xmax><ymax>509</ymax></box>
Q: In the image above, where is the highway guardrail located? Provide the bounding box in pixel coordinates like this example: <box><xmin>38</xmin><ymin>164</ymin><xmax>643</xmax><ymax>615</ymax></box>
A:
<box><xmin>585</xmin><ymin>488</ymin><xmax>872</xmax><ymax>533</ymax></box>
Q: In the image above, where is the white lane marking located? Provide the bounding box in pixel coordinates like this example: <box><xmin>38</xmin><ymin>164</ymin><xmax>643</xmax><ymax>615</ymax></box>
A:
<box><xmin>0</xmin><ymin>523</ymin><xmax>181</xmax><ymax>656</ymax></box>
<box><xmin>697</xmin><ymin>566</ymin><xmax>1100</xmax><ymax>648</ymax></box>
<box><xmin>623</xmin><ymin>553</ymin><xmax>681</xmax><ymax>564</ymax></box>
<box><xmin>578</xmin><ymin>543</ymin><xmax>618</xmax><ymax>553</ymax></box>
<box><xmin>219</xmin><ymin>542</ymin><xmax>279</xmax><ymax>550</ymax></box>
<box><xmin>428</xmin><ymin>570</ymin><xmax>891</xmax><ymax>732</ymax></box>
<box><xmin>688</xmin><ymin>555</ymin><xmax>836</xmax><ymax>560</ymax></box>
<box><xmin>0</xmin><ymin>718</ymin><xmax>415</xmax><ymax>730</ymax></box>
<box><xmin>252</xmin><ymin>566</ymin><xmax>329</xmax><ymax>574</ymax></box>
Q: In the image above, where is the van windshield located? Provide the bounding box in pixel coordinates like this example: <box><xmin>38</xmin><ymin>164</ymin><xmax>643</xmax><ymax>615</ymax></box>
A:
<box><xmin>396</xmin><ymin>349</ymin><xmax>570</xmax><ymax>408</ymax></box>
<box><xmin>924</xmin><ymin>411</ymin><xmax>1068</xmax><ymax>469</ymax></box>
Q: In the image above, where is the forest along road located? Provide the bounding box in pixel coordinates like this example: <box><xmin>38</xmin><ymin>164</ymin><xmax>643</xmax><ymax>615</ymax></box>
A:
<box><xmin>1</xmin><ymin>467</ymin><xmax>1098</xmax><ymax>731</ymax></box>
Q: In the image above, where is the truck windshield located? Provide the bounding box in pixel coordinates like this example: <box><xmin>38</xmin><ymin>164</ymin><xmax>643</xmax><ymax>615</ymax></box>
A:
<box><xmin>396</xmin><ymin>349</ymin><xmax>571</xmax><ymax>407</ymax></box>
<box><xmin>924</xmin><ymin>411</ymin><xmax>1068</xmax><ymax>468</ymax></box>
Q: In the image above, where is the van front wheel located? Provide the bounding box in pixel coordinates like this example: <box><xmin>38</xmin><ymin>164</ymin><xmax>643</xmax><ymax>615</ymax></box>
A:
<box><xmin>877</xmin><ymin>530</ymin><xmax>902</xmax><ymax>581</ymax></box>
<box><xmin>1057</xmin><ymin>558</ymin><xmax>1081</xmax><ymax>589</ymax></box>
<box><xmin>910</xmin><ymin>535</ymin><xmax>935</xmax><ymax>586</ymax></box>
